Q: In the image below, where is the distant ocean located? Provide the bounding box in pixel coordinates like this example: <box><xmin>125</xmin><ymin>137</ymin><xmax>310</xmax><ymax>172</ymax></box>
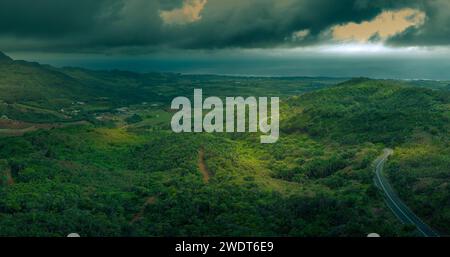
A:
<box><xmin>9</xmin><ymin>51</ymin><xmax>450</xmax><ymax>80</ymax></box>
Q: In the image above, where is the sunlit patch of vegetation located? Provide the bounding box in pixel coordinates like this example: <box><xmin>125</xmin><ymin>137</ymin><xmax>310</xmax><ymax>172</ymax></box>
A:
<box><xmin>1</xmin><ymin>56</ymin><xmax>449</xmax><ymax>236</ymax></box>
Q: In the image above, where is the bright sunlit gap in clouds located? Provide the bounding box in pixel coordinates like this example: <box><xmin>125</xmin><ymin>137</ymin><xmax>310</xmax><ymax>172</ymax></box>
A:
<box><xmin>258</xmin><ymin>43</ymin><xmax>437</xmax><ymax>58</ymax></box>
<box><xmin>275</xmin><ymin>7</ymin><xmax>431</xmax><ymax>57</ymax></box>
<box><xmin>315</xmin><ymin>44</ymin><xmax>422</xmax><ymax>54</ymax></box>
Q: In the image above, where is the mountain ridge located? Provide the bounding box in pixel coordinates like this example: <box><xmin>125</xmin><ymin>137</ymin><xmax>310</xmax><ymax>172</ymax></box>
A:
<box><xmin>0</xmin><ymin>51</ymin><xmax>12</xmax><ymax>62</ymax></box>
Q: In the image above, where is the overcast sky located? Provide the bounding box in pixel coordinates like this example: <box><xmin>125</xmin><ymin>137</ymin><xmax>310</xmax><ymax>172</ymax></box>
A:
<box><xmin>2</xmin><ymin>0</ymin><xmax>450</xmax><ymax>79</ymax></box>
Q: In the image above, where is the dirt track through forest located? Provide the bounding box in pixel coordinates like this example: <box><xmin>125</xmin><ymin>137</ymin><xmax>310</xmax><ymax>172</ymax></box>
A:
<box><xmin>198</xmin><ymin>149</ymin><xmax>211</xmax><ymax>183</ymax></box>
<box><xmin>4</xmin><ymin>168</ymin><xmax>14</xmax><ymax>185</ymax></box>
<box><xmin>130</xmin><ymin>196</ymin><xmax>157</xmax><ymax>224</ymax></box>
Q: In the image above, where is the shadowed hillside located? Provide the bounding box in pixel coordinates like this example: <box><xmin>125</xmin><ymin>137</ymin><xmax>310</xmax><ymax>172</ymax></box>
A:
<box><xmin>0</xmin><ymin>51</ymin><xmax>12</xmax><ymax>62</ymax></box>
<box><xmin>0</xmin><ymin>52</ymin><xmax>343</xmax><ymax>123</ymax></box>
<box><xmin>283</xmin><ymin>78</ymin><xmax>450</xmax><ymax>145</ymax></box>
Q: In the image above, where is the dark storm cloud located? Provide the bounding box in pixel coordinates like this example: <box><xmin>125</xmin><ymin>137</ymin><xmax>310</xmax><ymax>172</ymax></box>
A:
<box><xmin>387</xmin><ymin>0</ymin><xmax>450</xmax><ymax>46</ymax></box>
<box><xmin>0</xmin><ymin>0</ymin><xmax>113</xmax><ymax>36</ymax></box>
<box><xmin>176</xmin><ymin>0</ymin><xmax>384</xmax><ymax>48</ymax></box>
<box><xmin>0</xmin><ymin>0</ymin><xmax>448</xmax><ymax>53</ymax></box>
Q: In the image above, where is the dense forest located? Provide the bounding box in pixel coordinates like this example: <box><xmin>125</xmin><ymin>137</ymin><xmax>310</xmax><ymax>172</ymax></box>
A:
<box><xmin>0</xmin><ymin>52</ymin><xmax>449</xmax><ymax>236</ymax></box>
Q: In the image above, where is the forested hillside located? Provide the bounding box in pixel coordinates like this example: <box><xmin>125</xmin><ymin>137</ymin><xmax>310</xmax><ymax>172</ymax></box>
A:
<box><xmin>284</xmin><ymin>79</ymin><xmax>449</xmax><ymax>145</ymax></box>
<box><xmin>282</xmin><ymin>79</ymin><xmax>450</xmax><ymax>234</ymax></box>
<box><xmin>0</xmin><ymin>53</ymin><xmax>449</xmax><ymax>236</ymax></box>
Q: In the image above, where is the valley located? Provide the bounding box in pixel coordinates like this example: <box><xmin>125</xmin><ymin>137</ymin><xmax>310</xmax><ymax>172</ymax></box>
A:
<box><xmin>0</xmin><ymin>52</ymin><xmax>449</xmax><ymax>237</ymax></box>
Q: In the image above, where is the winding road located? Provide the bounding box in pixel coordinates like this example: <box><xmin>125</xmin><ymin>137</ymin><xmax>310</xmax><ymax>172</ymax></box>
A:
<box><xmin>374</xmin><ymin>149</ymin><xmax>440</xmax><ymax>237</ymax></box>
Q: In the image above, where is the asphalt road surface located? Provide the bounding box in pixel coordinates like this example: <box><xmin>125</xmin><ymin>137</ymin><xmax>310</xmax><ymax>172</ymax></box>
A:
<box><xmin>374</xmin><ymin>149</ymin><xmax>440</xmax><ymax>237</ymax></box>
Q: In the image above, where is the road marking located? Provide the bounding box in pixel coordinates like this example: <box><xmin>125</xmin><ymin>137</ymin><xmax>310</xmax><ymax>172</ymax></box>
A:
<box><xmin>375</xmin><ymin>155</ymin><xmax>422</xmax><ymax>233</ymax></box>
<box><xmin>374</xmin><ymin>150</ymin><xmax>438</xmax><ymax>237</ymax></box>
